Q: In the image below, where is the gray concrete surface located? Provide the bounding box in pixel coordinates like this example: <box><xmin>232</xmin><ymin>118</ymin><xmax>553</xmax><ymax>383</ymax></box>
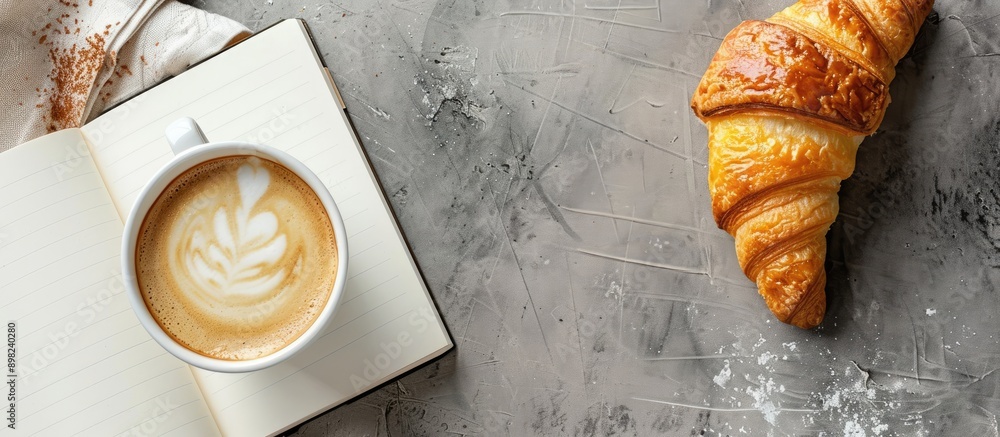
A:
<box><xmin>188</xmin><ymin>0</ymin><xmax>1000</xmax><ymax>435</ymax></box>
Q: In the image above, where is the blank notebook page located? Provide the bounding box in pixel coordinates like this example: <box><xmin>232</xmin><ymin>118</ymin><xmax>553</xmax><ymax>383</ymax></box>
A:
<box><xmin>81</xmin><ymin>19</ymin><xmax>451</xmax><ymax>436</ymax></box>
<box><xmin>0</xmin><ymin>129</ymin><xmax>219</xmax><ymax>436</ymax></box>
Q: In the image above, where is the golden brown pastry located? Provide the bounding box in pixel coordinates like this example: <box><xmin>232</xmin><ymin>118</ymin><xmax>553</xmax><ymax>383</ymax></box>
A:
<box><xmin>690</xmin><ymin>0</ymin><xmax>933</xmax><ymax>328</ymax></box>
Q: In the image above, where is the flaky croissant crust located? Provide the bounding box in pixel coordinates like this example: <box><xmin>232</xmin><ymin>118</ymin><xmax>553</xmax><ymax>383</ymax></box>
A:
<box><xmin>690</xmin><ymin>0</ymin><xmax>933</xmax><ymax>328</ymax></box>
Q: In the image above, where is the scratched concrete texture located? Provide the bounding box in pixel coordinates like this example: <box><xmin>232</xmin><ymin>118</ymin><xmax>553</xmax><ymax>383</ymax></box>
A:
<box><xmin>187</xmin><ymin>0</ymin><xmax>1000</xmax><ymax>435</ymax></box>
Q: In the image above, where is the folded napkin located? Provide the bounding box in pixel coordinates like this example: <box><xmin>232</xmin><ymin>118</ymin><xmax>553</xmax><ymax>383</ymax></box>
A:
<box><xmin>0</xmin><ymin>0</ymin><xmax>249</xmax><ymax>152</ymax></box>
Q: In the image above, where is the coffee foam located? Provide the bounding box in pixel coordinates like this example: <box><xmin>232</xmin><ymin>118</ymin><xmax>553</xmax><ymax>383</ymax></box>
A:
<box><xmin>136</xmin><ymin>156</ymin><xmax>338</xmax><ymax>360</ymax></box>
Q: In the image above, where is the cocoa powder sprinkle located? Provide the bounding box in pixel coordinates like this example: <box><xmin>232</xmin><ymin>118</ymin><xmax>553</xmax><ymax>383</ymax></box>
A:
<box><xmin>43</xmin><ymin>33</ymin><xmax>107</xmax><ymax>132</ymax></box>
<box><xmin>106</xmin><ymin>64</ymin><xmax>132</xmax><ymax>78</ymax></box>
<box><xmin>31</xmin><ymin>1</ymin><xmax>120</xmax><ymax>132</ymax></box>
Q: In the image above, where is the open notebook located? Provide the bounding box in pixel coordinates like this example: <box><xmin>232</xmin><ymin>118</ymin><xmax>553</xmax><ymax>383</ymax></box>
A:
<box><xmin>0</xmin><ymin>19</ymin><xmax>452</xmax><ymax>436</ymax></box>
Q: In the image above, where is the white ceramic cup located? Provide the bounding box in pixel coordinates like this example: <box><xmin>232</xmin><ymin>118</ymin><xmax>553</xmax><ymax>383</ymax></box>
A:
<box><xmin>121</xmin><ymin>117</ymin><xmax>348</xmax><ymax>373</ymax></box>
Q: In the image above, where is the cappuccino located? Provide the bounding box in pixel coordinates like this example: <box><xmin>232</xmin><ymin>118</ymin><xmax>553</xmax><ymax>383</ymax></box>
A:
<box><xmin>136</xmin><ymin>156</ymin><xmax>338</xmax><ymax>361</ymax></box>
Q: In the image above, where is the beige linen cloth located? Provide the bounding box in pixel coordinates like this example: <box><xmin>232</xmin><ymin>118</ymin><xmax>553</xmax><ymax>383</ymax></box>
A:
<box><xmin>0</xmin><ymin>0</ymin><xmax>249</xmax><ymax>152</ymax></box>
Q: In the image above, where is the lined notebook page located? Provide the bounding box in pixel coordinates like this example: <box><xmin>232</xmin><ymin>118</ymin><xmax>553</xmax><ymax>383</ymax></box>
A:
<box><xmin>0</xmin><ymin>130</ymin><xmax>219</xmax><ymax>436</ymax></box>
<box><xmin>81</xmin><ymin>19</ymin><xmax>451</xmax><ymax>436</ymax></box>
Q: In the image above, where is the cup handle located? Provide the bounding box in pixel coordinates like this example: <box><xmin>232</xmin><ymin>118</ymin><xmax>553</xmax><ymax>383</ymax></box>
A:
<box><xmin>165</xmin><ymin>117</ymin><xmax>209</xmax><ymax>155</ymax></box>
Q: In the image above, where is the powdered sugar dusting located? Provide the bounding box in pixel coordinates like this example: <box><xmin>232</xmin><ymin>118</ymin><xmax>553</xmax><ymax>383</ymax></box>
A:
<box><xmin>757</xmin><ymin>351</ymin><xmax>776</xmax><ymax>366</ymax></box>
<box><xmin>811</xmin><ymin>362</ymin><xmax>893</xmax><ymax>436</ymax></box>
<box><xmin>702</xmin><ymin>332</ymin><xmax>906</xmax><ymax>435</ymax></box>
<box><xmin>714</xmin><ymin>359</ymin><xmax>732</xmax><ymax>388</ymax></box>
<box><xmin>844</xmin><ymin>419</ymin><xmax>867</xmax><ymax>437</ymax></box>
<box><xmin>746</xmin><ymin>373</ymin><xmax>783</xmax><ymax>425</ymax></box>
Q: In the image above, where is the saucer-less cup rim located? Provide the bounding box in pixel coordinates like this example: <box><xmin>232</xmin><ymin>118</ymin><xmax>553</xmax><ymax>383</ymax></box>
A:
<box><xmin>122</xmin><ymin>117</ymin><xmax>348</xmax><ymax>373</ymax></box>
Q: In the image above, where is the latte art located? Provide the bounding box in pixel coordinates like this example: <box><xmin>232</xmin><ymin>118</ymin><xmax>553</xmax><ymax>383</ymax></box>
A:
<box><xmin>178</xmin><ymin>162</ymin><xmax>291</xmax><ymax>300</ymax></box>
<box><xmin>137</xmin><ymin>156</ymin><xmax>338</xmax><ymax>361</ymax></box>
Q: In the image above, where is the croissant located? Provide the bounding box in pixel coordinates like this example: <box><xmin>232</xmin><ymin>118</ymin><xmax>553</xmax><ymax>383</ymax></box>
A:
<box><xmin>690</xmin><ymin>0</ymin><xmax>933</xmax><ymax>328</ymax></box>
